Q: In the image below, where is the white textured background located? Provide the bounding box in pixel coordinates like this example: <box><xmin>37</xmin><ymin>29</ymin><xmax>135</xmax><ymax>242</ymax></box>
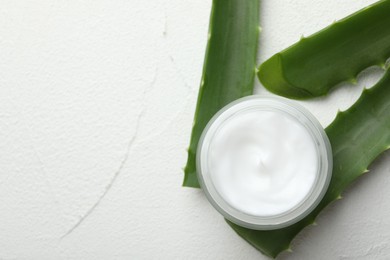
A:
<box><xmin>0</xmin><ymin>0</ymin><xmax>389</xmax><ymax>259</ymax></box>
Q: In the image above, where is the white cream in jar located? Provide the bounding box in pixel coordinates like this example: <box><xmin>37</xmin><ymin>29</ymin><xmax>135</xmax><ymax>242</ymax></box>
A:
<box><xmin>197</xmin><ymin>96</ymin><xmax>332</xmax><ymax>230</ymax></box>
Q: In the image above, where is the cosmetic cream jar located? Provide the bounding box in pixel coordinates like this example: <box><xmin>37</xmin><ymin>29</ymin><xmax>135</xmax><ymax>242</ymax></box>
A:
<box><xmin>197</xmin><ymin>96</ymin><xmax>332</xmax><ymax>230</ymax></box>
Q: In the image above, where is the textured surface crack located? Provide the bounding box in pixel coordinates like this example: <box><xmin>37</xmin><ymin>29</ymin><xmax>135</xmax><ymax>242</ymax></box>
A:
<box><xmin>61</xmin><ymin>68</ymin><xmax>158</xmax><ymax>239</ymax></box>
<box><xmin>61</xmin><ymin>107</ymin><xmax>145</xmax><ymax>239</ymax></box>
<box><xmin>163</xmin><ymin>2</ymin><xmax>168</xmax><ymax>36</ymax></box>
<box><xmin>169</xmin><ymin>55</ymin><xmax>193</xmax><ymax>91</ymax></box>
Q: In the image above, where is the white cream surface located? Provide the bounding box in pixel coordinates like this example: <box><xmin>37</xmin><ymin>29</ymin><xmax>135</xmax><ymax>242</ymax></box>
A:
<box><xmin>209</xmin><ymin>109</ymin><xmax>318</xmax><ymax>216</ymax></box>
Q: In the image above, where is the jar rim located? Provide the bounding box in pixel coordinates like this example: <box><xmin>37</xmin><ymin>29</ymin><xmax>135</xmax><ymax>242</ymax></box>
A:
<box><xmin>196</xmin><ymin>95</ymin><xmax>333</xmax><ymax>230</ymax></box>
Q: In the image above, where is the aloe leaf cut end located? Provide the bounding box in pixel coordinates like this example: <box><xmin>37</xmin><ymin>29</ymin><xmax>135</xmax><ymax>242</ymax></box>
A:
<box><xmin>258</xmin><ymin>54</ymin><xmax>314</xmax><ymax>99</ymax></box>
<box><xmin>258</xmin><ymin>0</ymin><xmax>390</xmax><ymax>99</ymax></box>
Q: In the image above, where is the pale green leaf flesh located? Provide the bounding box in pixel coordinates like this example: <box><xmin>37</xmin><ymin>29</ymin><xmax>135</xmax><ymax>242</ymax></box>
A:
<box><xmin>258</xmin><ymin>0</ymin><xmax>390</xmax><ymax>99</ymax></box>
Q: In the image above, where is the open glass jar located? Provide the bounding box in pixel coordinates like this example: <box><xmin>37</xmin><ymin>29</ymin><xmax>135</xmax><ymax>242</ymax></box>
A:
<box><xmin>196</xmin><ymin>96</ymin><xmax>332</xmax><ymax>230</ymax></box>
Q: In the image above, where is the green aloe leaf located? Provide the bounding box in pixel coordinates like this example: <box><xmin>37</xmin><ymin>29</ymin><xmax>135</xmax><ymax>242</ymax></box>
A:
<box><xmin>184</xmin><ymin>0</ymin><xmax>390</xmax><ymax>258</ymax></box>
<box><xmin>229</xmin><ymin>68</ymin><xmax>390</xmax><ymax>258</ymax></box>
<box><xmin>183</xmin><ymin>0</ymin><xmax>260</xmax><ymax>188</ymax></box>
<box><xmin>258</xmin><ymin>0</ymin><xmax>390</xmax><ymax>99</ymax></box>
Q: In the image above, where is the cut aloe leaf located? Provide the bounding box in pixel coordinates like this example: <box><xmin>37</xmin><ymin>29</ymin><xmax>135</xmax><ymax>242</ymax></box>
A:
<box><xmin>229</xmin><ymin>68</ymin><xmax>390</xmax><ymax>258</ymax></box>
<box><xmin>183</xmin><ymin>0</ymin><xmax>260</xmax><ymax>188</ymax></box>
<box><xmin>258</xmin><ymin>0</ymin><xmax>390</xmax><ymax>99</ymax></box>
